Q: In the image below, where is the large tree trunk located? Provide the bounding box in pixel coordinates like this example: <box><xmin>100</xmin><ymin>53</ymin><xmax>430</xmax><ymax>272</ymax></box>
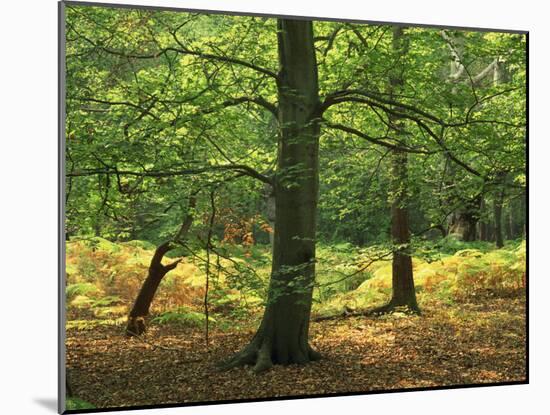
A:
<box><xmin>264</xmin><ymin>183</ymin><xmax>276</xmax><ymax>249</ymax></box>
<box><xmin>220</xmin><ymin>19</ymin><xmax>321</xmax><ymax>373</ymax></box>
<box><xmin>449</xmin><ymin>212</ymin><xmax>477</xmax><ymax>241</ymax></box>
<box><xmin>126</xmin><ymin>200</ymin><xmax>195</xmax><ymax>336</ymax></box>
<box><xmin>448</xmin><ymin>195</ymin><xmax>481</xmax><ymax>241</ymax></box>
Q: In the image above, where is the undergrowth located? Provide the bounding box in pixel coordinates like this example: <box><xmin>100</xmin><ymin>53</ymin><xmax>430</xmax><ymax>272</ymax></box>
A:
<box><xmin>65</xmin><ymin>237</ymin><xmax>526</xmax><ymax>330</ymax></box>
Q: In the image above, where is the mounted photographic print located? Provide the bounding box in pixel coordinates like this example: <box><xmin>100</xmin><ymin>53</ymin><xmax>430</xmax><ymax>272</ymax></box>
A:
<box><xmin>59</xmin><ymin>1</ymin><xmax>528</xmax><ymax>412</ymax></box>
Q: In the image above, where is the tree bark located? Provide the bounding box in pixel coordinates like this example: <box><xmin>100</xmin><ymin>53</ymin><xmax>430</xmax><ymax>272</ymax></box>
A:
<box><xmin>449</xmin><ymin>213</ymin><xmax>477</xmax><ymax>241</ymax></box>
<box><xmin>448</xmin><ymin>195</ymin><xmax>481</xmax><ymax>241</ymax></box>
<box><xmin>479</xmin><ymin>198</ymin><xmax>489</xmax><ymax>241</ymax></box>
<box><xmin>491</xmin><ymin>61</ymin><xmax>508</xmax><ymax>249</ymax></box>
<box><xmin>506</xmin><ymin>202</ymin><xmax>514</xmax><ymax>240</ymax></box>
<box><xmin>373</xmin><ymin>27</ymin><xmax>418</xmax><ymax>314</ymax></box>
<box><xmin>386</xmin><ymin>150</ymin><xmax>419</xmax><ymax>311</ymax></box>
<box><xmin>493</xmin><ymin>190</ymin><xmax>505</xmax><ymax>248</ymax></box>
<box><xmin>264</xmin><ymin>183</ymin><xmax>276</xmax><ymax>249</ymax></box>
<box><xmin>126</xmin><ymin>199</ymin><xmax>195</xmax><ymax>336</ymax></box>
<box><xmin>219</xmin><ymin>19</ymin><xmax>321</xmax><ymax>372</ymax></box>
<box><xmin>492</xmin><ymin>169</ymin><xmax>507</xmax><ymax>248</ymax></box>
<box><xmin>442</xmin><ymin>32</ymin><xmax>483</xmax><ymax>243</ymax></box>
<box><xmin>487</xmin><ymin>221</ymin><xmax>496</xmax><ymax>242</ymax></box>
<box><xmin>125</xmin><ymin>241</ymin><xmax>182</xmax><ymax>336</ymax></box>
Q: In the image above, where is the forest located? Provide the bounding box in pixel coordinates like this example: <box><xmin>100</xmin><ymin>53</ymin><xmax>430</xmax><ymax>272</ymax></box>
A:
<box><xmin>63</xmin><ymin>3</ymin><xmax>527</xmax><ymax>411</ymax></box>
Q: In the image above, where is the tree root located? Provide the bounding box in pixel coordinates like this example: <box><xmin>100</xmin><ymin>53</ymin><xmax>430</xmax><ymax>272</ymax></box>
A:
<box><xmin>312</xmin><ymin>303</ymin><xmax>421</xmax><ymax>322</ymax></box>
<box><xmin>253</xmin><ymin>342</ymin><xmax>273</xmax><ymax>373</ymax></box>
<box><xmin>308</xmin><ymin>345</ymin><xmax>322</xmax><ymax>361</ymax></box>
<box><xmin>216</xmin><ymin>345</ymin><xmax>258</xmax><ymax>371</ymax></box>
<box><xmin>312</xmin><ymin>309</ymin><xmax>366</xmax><ymax>322</ymax></box>
<box><xmin>126</xmin><ymin>316</ymin><xmax>146</xmax><ymax>336</ymax></box>
<box><xmin>367</xmin><ymin>301</ymin><xmax>421</xmax><ymax>316</ymax></box>
<box><xmin>217</xmin><ymin>340</ymin><xmax>321</xmax><ymax>373</ymax></box>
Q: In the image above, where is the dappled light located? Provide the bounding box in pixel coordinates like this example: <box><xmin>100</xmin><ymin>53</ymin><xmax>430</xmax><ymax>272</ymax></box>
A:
<box><xmin>62</xmin><ymin>3</ymin><xmax>526</xmax><ymax>410</ymax></box>
<box><xmin>66</xmin><ymin>238</ymin><xmax>526</xmax><ymax>406</ymax></box>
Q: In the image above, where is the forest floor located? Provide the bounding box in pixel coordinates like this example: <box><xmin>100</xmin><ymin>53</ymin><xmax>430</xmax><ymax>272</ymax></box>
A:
<box><xmin>66</xmin><ymin>294</ymin><xmax>526</xmax><ymax>409</ymax></box>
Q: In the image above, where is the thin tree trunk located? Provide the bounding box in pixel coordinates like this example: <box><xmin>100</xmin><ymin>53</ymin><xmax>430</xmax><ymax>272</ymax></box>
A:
<box><xmin>125</xmin><ymin>242</ymin><xmax>182</xmax><ymax>336</ymax></box>
<box><xmin>219</xmin><ymin>19</ymin><xmax>321</xmax><ymax>372</ymax></box>
<box><xmin>493</xmin><ymin>189</ymin><xmax>505</xmax><ymax>248</ymax></box>
<box><xmin>491</xmin><ymin>62</ymin><xmax>508</xmax><ymax>249</ymax></box>
<box><xmin>479</xmin><ymin>198</ymin><xmax>489</xmax><ymax>241</ymax></box>
<box><xmin>373</xmin><ymin>26</ymin><xmax>418</xmax><ymax>314</ymax></box>
<box><xmin>487</xmin><ymin>221</ymin><xmax>496</xmax><ymax>242</ymax></box>
<box><xmin>387</xmin><ymin>150</ymin><xmax>419</xmax><ymax>311</ymax></box>
<box><xmin>507</xmin><ymin>202</ymin><xmax>514</xmax><ymax>240</ymax></box>
<box><xmin>442</xmin><ymin>32</ymin><xmax>483</xmax><ymax>243</ymax></box>
<box><xmin>126</xmin><ymin>198</ymin><xmax>195</xmax><ymax>336</ymax></box>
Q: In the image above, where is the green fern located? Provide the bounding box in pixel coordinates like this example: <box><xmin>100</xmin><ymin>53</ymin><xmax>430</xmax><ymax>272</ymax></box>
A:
<box><xmin>66</xmin><ymin>282</ymin><xmax>99</xmax><ymax>299</ymax></box>
<box><xmin>152</xmin><ymin>308</ymin><xmax>216</xmax><ymax>327</ymax></box>
<box><xmin>90</xmin><ymin>295</ymin><xmax>121</xmax><ymax>308</ymax></box>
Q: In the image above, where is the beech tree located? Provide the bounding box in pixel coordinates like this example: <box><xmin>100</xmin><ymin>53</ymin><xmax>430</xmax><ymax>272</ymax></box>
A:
<box><xmin>221</xmin><ymin>19</ymin><xmax>322</xmax><ymax>371</ymax></box>
<box><xmin>383</xmin><ymin>27</ymin><xmax>419</xmax><ymax>313</ymax></box>
<box><xmin>65</xmin><ymin>5</ymin><xmax>526</xmax><ymax>373</ymax></box>
<box><xmin>354</xmin><ymin>26</ymin><xmax>420</xmax><ymax>314</ymax></box>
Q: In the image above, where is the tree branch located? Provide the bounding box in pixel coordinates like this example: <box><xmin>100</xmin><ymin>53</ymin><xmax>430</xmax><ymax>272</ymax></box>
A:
<box><xmin>440</xmin><ymin>30</ymin><xmax>498</xmax><ymax>86</ymax></box>
<box><xmin>170</xmin><ymin>30</ymin><xmax>278</xmax><ymax>79</ymax></box>
<box><xmin>74</xmin><ymin>24</ymin><xmax>279</xmax><ymax>80</ymax></box>
<box><xmin>217</xmin><ymin>96</ymin><xmax>277</xmax><ymax>117</ymax></box>
<box><xmin>71</xmin><ymin>97</ymin><xmax>160</xmax><ymax>120</ymax></box>
<box><xmin>67</xmin><ymin>163</ymin><xmax>274</xmax><ymax>185</ymax></box>
<box><xmin>321</xmin><ymin>89</ymin><xmax>443</xmax><ymax>124</ymax></box>
<box><xmin>324</xmin><ymin>121</ymin><xmax>434</xmax><ymax>154</ymax></box>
